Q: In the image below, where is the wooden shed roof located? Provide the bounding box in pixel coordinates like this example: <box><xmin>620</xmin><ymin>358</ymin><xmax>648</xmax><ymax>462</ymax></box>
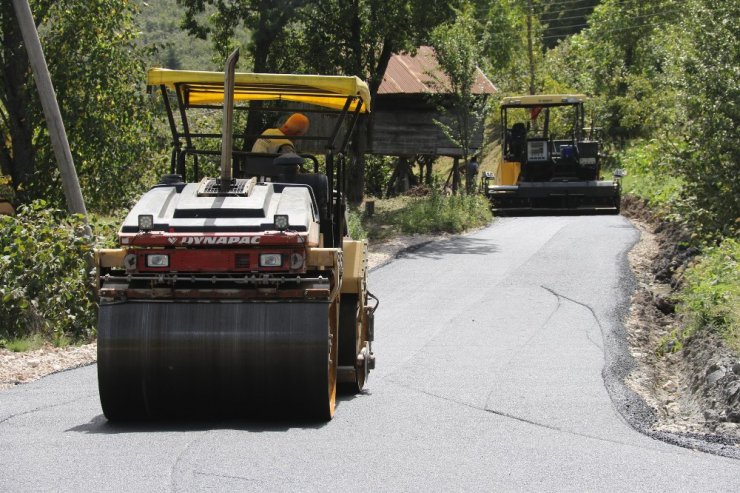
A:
<box><xmin>378</xmin><ymin>46</ymin><xmax>496</xmax><ymax>96</ymax></box>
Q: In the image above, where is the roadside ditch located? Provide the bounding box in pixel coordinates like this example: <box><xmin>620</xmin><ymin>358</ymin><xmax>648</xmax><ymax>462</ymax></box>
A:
<box><xmin>622</xmin><ymin>196</ymin><xmax>740</xmax><ymax>450</ymax></box>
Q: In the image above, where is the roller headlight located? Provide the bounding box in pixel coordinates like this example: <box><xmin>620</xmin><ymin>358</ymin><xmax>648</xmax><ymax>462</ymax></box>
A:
<box><xmin>260</xmin><ymin>253</ymin><xmax>282</xmax><ymax>267</ymax></box>
<box><xmin>146</xmin><ymin>254</ymin><xmax>169</xmax><ymax>268</ymax></box>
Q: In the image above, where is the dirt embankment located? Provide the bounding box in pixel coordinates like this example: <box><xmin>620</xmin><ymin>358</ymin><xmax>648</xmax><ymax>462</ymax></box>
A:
<box><xmin>622</xmin><ymin>196</ymin><xmax>740</xmax><ymax>439</ymax></box>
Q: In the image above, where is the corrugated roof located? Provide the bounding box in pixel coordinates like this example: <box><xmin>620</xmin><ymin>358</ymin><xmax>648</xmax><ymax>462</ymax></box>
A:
<box><xmin>378</xmin><ymin>46</ymin><xmax>496</xmax><ymax>96</ymax></box>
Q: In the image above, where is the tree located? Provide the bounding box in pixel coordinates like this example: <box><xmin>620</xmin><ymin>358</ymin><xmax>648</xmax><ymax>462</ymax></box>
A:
<box><xmin>543</xmin><ymin>0</ymin><xmax>738</xmax><ymax>237</ymax></box>
<box><xmin>538</xmin><ymin>0</ymin><xmax>600</xmax><ymax>49</ymax></box>
<box><xmin>0</xmin><ymin>0</ymin><xmax>162</xmax><ymax>211</ymax></box>
<box><xmin>178</xmin><ymin>0</ymin><xmax>309</xmax><ymax>71</ymax></box>
<box><xmin>478</xmin><ymin>0</ymin><xmax>521</xmax><ymax>72</ymax></box>
<box><xmin>431</xmin><ymin>4</ymin><xmax>486</xmax><ymax>194</ymax></box>
<box><xmin>173</xmin><ymin>0</ymin><xmax>471</xmax><ymax>202</ymax></box>
<box><xmin>177</xmin><ymin>0</ymin><xmax>309</xmax><ymax>151</ymax></box>
<box><xmin>289</xmin><ymin>0</ymin><xmax>463</xmax><ymax>202</ymax></box>
<box><xmin>669</xmin><ymin>0</ymin><xmax>740</xmax><ymax>237</ymax></box>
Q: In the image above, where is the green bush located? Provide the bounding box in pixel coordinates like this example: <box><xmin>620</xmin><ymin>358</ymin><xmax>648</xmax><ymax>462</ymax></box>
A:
<box><xmin>0</xmin><ymin>201</ymin><xmax>97</xmax><ymax>345</ymax></box>
<box><xmin>618</xmin><ymin>140</ymin><xmax>683</xmax><ymax>210</ymax></box>
<box><xmin>677</xmin><ymin>238</ymin><xmax>740</xmax><ymax>351</ymax></box>
<box><xmin>346</xmin><ymin>206</ymin><xmax>368</xmax><ymax>240</ymax></box>
<box><xmin>0</xmin><ymin>175</ymin><xmax>13</xmax><ymax>202</ymax></box>
<box><xmin>397</xmin><ymin>190</ymin><xmax>491</xmax><ymax>235</ymax></box>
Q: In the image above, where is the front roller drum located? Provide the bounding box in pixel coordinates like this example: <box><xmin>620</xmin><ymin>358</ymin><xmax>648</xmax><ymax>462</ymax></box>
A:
<box><xmin>97</xmin><ymin>301</ymin><xmax>337</xmax><ymax>420</ymax></box>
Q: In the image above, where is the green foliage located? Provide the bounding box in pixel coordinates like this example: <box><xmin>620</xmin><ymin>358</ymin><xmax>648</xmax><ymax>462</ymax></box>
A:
<box><xmin>667</xmin><ymin>0</ymin><xmax>740</xmax><ymax>239</ymax></box>
<box><xmin>0</xmin><ymin>175</ymin><xmax>13</xmax><ymax>202</ymax></box>
<box><xmin>364</xmin><ymin>156</ymin><xmax>395</xmax><ymax>198</ymax></box>
<box><xmin>177</xmin><ymin>0</ymin><xmax>307</xmax><ymax>71</ymax></box>
<box><xmin>0</xmin><ymin>0</ymin><xmax>166</xmax><ymax>213</ymax></box>
<box><xmin>618</xmin><ymin>141</ymin><xmax>683</xmax><ymax>209</ymax></box>
<box><xmin>541</xmin><ymin>0</ymin><xmax>739</xmax><ymax>239</ymax></box>
<box><xmin>0</xmin><ymin>201</ymin><xmax>96</xmax><ymax>343</ymax></box>
<box><xmin>346</xmin><ymin>207</ymin><xmax>368</xmax><ymax>240</ymax></box>
<box><xmin>478</xmin><ymin>0</ymin><xmax>520</xmax><ymax>71</ymax></box>
<box><xmin>431</xmin><ymin>4</ymin><xmax>488</xmax><ymax>193</ymax></box>
<box><xmin>396</xmin><ymin>189</ymin><xmax>492</xmax><ymax>235</ymax></box>
<box><xmin>677</xmin><ymin>238</ymin><xmax>740</xmax><ymax>351</ymax></box>
<box><xmin>134</xmin><ymin>0</ymin><xmax>218</xmax><ymax>70</ymax></box>
<box><xmin>538</xmin><ymin>0</ymin><xmax>600</xmax><ymax>49</ymax></box>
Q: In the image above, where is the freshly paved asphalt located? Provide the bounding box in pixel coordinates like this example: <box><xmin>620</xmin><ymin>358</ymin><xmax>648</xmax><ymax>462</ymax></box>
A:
<box><xmin>1</xmin><ymin>215</ymin><xmax>739</xmax><ymax>491</ymax></box>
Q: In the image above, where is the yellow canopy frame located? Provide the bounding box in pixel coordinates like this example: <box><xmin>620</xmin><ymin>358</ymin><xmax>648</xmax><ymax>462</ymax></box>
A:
<box><xmin>148</xmin><ymin>69</ymin><xmax>371</xmax><ymax>113</ymax></box>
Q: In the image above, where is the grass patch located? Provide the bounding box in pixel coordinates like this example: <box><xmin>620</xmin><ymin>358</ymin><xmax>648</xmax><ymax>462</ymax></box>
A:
<box><xmin>677</xmin><ymin>238</ymin><xmax>740</xmax><ymax>352</ymax></box>
<box><xmin>2</xmin><ymin>334</ymin><xmax>46</xmax><ymax>353</ymax></box>
<box><xmin>346</xmin><ymin>206</ymin><xmax>368</xmax><ymax>240</ymax></box>
<box><xmin>361</xmin><ymin>190</ymin><xmax>491</xmax><ymax>241</ymax></box>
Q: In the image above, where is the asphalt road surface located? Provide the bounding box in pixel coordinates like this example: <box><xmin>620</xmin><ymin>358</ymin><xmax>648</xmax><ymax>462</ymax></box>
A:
<box><xmin>2</xmin><ymin>216</ymin><xmax>739</xmax><ymax>491</ymax></box>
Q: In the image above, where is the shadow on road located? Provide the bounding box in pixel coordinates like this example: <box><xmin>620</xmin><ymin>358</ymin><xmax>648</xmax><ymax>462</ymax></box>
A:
<box><xmin>396</xmin><ymin>236</ymin><xmax>498</xmax><ymax>262</ymax></box>
<box><xmin>66</xmin><ymin>390</ymin><xmax>367</xmax><ymax>434</ymax></box>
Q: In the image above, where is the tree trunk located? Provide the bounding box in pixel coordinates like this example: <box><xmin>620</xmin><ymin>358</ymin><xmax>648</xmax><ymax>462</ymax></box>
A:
<box><xmin>452</xmin><ymin>157</ymin><xmax>460</xmax><ymax>194</ymax></box>
<box><xmin>242</xmin><ymin>35</ymin><xmax>271</xmax><ymax>152</ymax></box>
<box><xmin>424</xmin><ymin>157</ymin><xmax>433</xmax><ymax>186</ymax></box>
<box><xmin>1</xmin><ymin>5</ymin><xmax>36</xmax><ymax>201</ymax></box>
<box><xmin>348</xmin><ymin>116</ymin><xmax>367</xmax><ymax>204</ymax></box>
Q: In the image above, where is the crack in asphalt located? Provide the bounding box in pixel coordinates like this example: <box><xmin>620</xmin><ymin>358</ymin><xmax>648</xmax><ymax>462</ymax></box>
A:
<box><xmin>170</xmin><ymin>431</ymin><xmax>211</xmax><ymax>493</ymax></box>
<box><xmin>0</xmin><ymin>394</ymin><xmax>96</xmax><ymax>425</ymax></box>
<box><xmin>386</xmin><ymin>379</ymin><xmax>694</xmax><ymax>457</ymax></box>
<box><xmin>541</xmin><ymin>285</ymin><xmax>604</xmax><ymax>351</ymax></box>
<box><xmin>481</xmin><ymin>294</ymin><xmax>562</xmax><ymax>411</ymax></box>
<box><xmin>193</xmin><ymin>470</ymin><xmax>257</xmax><ymax>484</ymax></box>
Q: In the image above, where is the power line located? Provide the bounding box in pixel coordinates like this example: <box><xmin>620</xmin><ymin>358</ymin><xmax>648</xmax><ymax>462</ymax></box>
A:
<box><xmin>539</xmin><ymin>7</ymin><xmax>683</xmax><ymax>33</ymax></box>
<box><xmin>540</xmin><ymin>16</ymin><xmax>676</xmax><ymax>39</ymax></box>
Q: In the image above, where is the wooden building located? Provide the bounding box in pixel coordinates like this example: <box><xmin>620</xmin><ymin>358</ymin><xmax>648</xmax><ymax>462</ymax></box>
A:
<box><xmin>369</xmin><ymin>46</ymin><xmax>496</xmax><ymax>158</ymax></box>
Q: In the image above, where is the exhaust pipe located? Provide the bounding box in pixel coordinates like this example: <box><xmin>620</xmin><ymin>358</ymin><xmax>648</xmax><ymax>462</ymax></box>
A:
<box><xmin>220</xmin><ymin>48</ymin><xmax>239</xmax><ymax>192</ymax></box>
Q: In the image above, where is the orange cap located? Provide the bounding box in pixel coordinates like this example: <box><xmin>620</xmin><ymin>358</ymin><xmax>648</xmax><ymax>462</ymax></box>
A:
<box><xmin>280</xmin><ymin>113</ymin><xmax>310</xmax><ymax>136</ymax></box>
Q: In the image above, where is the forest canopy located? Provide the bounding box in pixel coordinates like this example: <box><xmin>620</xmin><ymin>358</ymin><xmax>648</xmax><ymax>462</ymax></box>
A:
<box><xmin>0</xmin><ymin>0</ymin><xmax>736</xmax><ymax>237</ymax></box>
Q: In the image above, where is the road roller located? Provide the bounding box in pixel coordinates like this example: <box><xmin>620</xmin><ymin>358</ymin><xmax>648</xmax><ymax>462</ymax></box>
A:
<box><xmin>482</xmin><ymin>94</ymin><xmax>622</xmax><ymax>214</ymax></box>
<box><xmin>94</xmin><ymin>50</ymin><xmax>376</xmax><ymax>420</ymax></box>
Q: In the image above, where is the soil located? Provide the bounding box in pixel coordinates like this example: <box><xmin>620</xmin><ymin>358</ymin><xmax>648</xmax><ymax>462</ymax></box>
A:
<box><xmin>622</xmin><ymin>196</ymin><xmax>740</xmax><ymax>440</ymax></box>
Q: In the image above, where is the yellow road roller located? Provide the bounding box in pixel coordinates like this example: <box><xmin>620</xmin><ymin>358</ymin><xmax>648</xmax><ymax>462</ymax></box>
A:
<box><xmin>95</xmin><ymin>51</ymin><xmax>377</xmax><ymax>420</ymax></box>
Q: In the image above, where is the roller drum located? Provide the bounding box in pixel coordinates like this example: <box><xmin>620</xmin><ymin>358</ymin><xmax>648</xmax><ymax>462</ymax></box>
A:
<box><xmin>98</xmin><ymin>301</ymin><xmax>335</xmax><ymax>420</ymax></box>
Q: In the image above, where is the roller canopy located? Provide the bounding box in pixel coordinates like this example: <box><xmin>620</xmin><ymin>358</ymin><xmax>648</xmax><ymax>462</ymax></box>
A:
<box><xmin>501</xmin><ymin>94</ymin><xmax>588</xmax><ymax>108</ymax></box>
<box><xmin>148</xmin><ymin>68</ymin><xmax>371</xmax><ymax>112</ymax></box>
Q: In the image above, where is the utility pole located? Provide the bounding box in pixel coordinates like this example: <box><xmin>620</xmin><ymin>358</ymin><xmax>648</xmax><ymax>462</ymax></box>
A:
<box><xmin>11</xmin><ymin>0</ymin><xmax>90</xmax><ymax>232</ymax></box>
<box><xmin>526</xmin><ymin>0</ymin><xmax>535</xmax><ymax>95</ymax></box>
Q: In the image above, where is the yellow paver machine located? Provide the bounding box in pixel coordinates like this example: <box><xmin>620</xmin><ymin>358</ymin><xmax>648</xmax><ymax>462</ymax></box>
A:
<box><xmin>95</xmin><ymin>52</ymin><xmax>377</xmax><ymax>420</ymax></box>
<box><xmin>482</xmin><ymin>94</ymin><xmax>622</xmax><ymax>214</ymax></box>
